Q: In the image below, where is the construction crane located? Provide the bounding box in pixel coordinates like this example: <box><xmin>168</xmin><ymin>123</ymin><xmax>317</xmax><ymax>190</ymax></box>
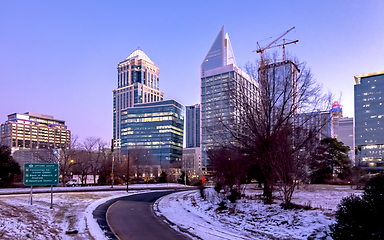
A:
<box><xmin>255</xmin><ymin>27</ymin><xmax>298</xmax><ymax>94</ymax></box>
<box><xmin>255</xmin><ymin>27</ymin><xmax>298</xmax><ymax>63</ymax></box>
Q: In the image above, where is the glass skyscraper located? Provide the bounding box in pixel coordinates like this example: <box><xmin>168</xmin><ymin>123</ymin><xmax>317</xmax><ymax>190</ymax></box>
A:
<box><xmin>113</xmin><ymin>49</ymin><xmax>164</xmax><ymax>149</ymax></box>
<box><xmin>185</xmin><ymin>104</ymin><xmax>200</xmax><ymax>148</ymax></box>
<box><xmin>355</xmin><ymin>71</ymin><xmax>384</xmax><ymax>171</ymax></box>
<box><xmin>120</xmin><ymin>100</ymin><xmax>184</xmax><ymax>168</ymax></box>
<box><xmin>200</xmin><ymin>26</ymin><xmax>258</xmax><ymax>172</ymax></box>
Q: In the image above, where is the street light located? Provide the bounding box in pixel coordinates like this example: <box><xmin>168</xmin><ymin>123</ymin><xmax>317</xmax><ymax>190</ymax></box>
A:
<box><xmin>126</xmin><ymin>150</ymin><xmax>129</xmax><ymax>192</ymax></box>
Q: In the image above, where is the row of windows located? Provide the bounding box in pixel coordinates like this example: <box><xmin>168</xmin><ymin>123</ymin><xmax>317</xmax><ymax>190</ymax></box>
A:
<box><xmin>122</xmin><ymin>116</ymin><xmax>177</xmax><ymax>123</ymax></box>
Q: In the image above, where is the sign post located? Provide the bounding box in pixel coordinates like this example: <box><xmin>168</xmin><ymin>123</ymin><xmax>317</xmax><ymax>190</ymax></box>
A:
<box><xmin>24</xmin><ymin>163</ymin><xmax>59</xmax><ymax>208</ymax></box>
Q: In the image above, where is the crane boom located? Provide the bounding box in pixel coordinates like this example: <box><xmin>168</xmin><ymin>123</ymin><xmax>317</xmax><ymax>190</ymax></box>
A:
<box><xmin>256</xmin><ymin>27</ymin><xmax>295</xmax><ymax>54</ymax></box>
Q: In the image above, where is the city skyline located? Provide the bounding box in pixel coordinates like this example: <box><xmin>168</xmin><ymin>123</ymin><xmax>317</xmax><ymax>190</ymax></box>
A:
<box><xmin>1</xmin><ymin>1</ymin><xmax>384</xmax><ymax>144</ymax></box>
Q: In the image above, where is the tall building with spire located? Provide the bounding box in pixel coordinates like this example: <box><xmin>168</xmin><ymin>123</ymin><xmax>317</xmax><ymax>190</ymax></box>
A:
<box><xmin>113</xmin><ymin>49</ymin><xmax>164</xmax><ymax>149</ymax></box>
<box><xmin>200</xmin><ymin>26</ymin><xmax>258</xmax><ymax>173</ymax></box>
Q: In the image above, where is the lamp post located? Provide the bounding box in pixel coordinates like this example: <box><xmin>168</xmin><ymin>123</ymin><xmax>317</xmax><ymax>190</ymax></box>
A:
<box><xmin>126</xmin><ymin>149</ymin><xmax>129</xmax><ymax>192</ymax></box>
<box><xmin>111</xmin><ymin>139</ymin><xmax>114</xmax><ymax>189</ymax></box>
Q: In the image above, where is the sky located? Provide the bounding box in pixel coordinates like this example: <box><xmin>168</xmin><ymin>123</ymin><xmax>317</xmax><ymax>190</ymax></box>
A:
<box><xmin>1</xmin><ymin>0</ymin><xmax>384</xmax><ymax>144</ymax></box>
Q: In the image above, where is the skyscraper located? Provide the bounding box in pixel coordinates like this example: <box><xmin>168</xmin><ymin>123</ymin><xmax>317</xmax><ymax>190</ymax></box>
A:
<box><xmin>200</xmin><ymin>26</ymin><xmax>258</xmax><ymax>172</ymax></box>
<box><xmin>113</xmin><ymin>49</ymin><xmax>164</xmax><ymax>149</ymax></box>
<box><xmin>330</xmin><ymin>101</ymin><xmax>343</xmax><ymax>139</ymax></box>
<box><xmin>354</xmin><ymin>71</ymin><xmax>384</xmax><ymax>172</ymax></box>
<box><xmin>185</xmin><ymin>104</ymin><xmax>200</xmax><ymax>148</ymax></box>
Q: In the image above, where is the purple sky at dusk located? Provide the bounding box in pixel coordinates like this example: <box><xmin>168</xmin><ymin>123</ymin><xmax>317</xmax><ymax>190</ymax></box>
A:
<box><xmin>1</xmin><ymin>1</ymin><xmax>384</xmax><ymax>145</ymax></box>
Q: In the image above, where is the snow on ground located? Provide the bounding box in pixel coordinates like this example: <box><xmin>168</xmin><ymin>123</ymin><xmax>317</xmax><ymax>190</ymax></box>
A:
<box><xmin>0</xmin><ymin>184</ymin><xmax>362</xmax><ymax>240</ymax></box>
<box><xmin>0</xmin><ymin>183</ymin><xmax>187</xmax><ymax>240</ymax></box>
<box><xmin>156</xmin><ymin>185</ymin><xmax>363</xmax><ymax>240</ymax></box>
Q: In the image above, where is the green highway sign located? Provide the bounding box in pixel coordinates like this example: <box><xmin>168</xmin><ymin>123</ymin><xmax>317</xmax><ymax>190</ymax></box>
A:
<box><xmin>24</xmin><ymin>163</ymin><xmax>59</xmax><ymax>186</ymax></box>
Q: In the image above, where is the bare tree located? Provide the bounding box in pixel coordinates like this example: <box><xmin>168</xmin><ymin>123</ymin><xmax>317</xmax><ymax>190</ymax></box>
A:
<box><xmin>33</xmin><ymin>135</ymin><xmax>80</xmax><ymax>186</ymax></box>
<box><xmin>216</xmin><ymin>55</ymin><xmax>331</xmax><ymax>204</ymax></box>
<box><xmin>208</xmin><ymin>147</ymin><xmax>249</xmax><ymax>198</ymax></box>
<box><xmin>127</xmin><ymin>146</ymin><xmax>155</xmax><ymax>182</ymax></box>
<box><xmin>74</xmin><ymin>137</ymin><xmax>107</xmax><ymax>185</ymax></box>
<box><xmin>83</xmin><ymin>137</ymin><xmax>107</xmax><ymax>184</ymax></box>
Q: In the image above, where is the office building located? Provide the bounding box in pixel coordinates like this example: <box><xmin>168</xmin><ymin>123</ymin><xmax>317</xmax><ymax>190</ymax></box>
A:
<box><xmin>200</xmin><ymin>26</ymin><xmax>258</xmax><ymax>171</ymax></box>
<box><xmin>264</xmin><ymin>60</ymin><xmax>299</xmax><ymax>118</ymax></box>
<box><xmin>330</xmin><ymin>101</ymin><xmax>343</xmax><ymax>138</ymax></box>
<box><xmin>185</xmin><ymin>104</ymin><xmax>200</xmax><ymax>148</ymax></box>
<box><xmin>355</xmin><ymin>71</ymin><xmax>384</xmax><ymax>171</ymax></box>
<box><xmin>295</xmin><ymin>102</ymin><xmax>355</xmax><ymax>163</ymax></box>
<box><xmin>113</xmin><ymin>48</ymin><xmax>164</xmax><ymax>149</ymax></box>
<box><xmin>0</xmin><ymin>112</ymin><xmax>70</xmax><ymax>165</ymax></box>
<box><xmin>120</xmin><ymin>100</ymin><xmax>184</xmax><ymax>168</ymax></box>
<box><xmin>338</xmin><ymin>117</ymin><xmax>355</xmax><ymax>164</ymax></box>
<box><xmin>295</xmin><ymin>111</ymin><xmax>331</xmax><ymax>141</ymax></box>
<box><xmin>0</xmin><ymin>112</ymin><xmax>70</xmax><ymax>150</ymax></box>
<box><xmin>182</xmin><ymin>147</ymin><xmax>202</xmax><ymax>178</ymax></box>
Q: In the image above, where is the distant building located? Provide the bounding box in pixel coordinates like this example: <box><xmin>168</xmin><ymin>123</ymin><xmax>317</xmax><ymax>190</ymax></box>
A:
<box><xmin>0</xmin><ymin>112</ymin><xmax>70</xmax><ymax>165</ymax></box>
<box><xmin>338</xmin><ymin>117</ymin><xmax>355</xmax><ymax>164</ymax></box>
<box><xmin>120</xmin><ymin>100</ymin><xmax>184</xmax><ymax>169</ymax></box>
<box><xmin>185</xmin><ymin>104</ymin><xmax>200</xmax><ymax>148</ymax></box>
<box><xmin>113</xmin><ymin>49</ymin><xmax>164</xmax><ymax>150</ymax></box>
<box><xmin>330</xmin><ymin>101</ymin><xmax>343</xmax><ymax>138</ymax></box>
<box><xmin>182</xmin><ymin>147</ymin><xmax>201</xmax><ymax>178</ymax></box>
<box><xmin>0</xmin><ymin>112</ymin><xmax>70</xmax><ymax>150</ymax></box>
<box><xmin>295</xmin><ymin>111</ymin><xmax>331</xmax><ymax>141</ymax></box>
<box><xmin>264</xmin><ymin>60</ymin><xmax>299</xmax><ymax>119</ymax></box>
<box><xmin>354</xmin><ymin>71</ymin><xmax>384</xmax><ymax>172</ymax></box>
<box><xmin>200</xmin><ymin>26</ymin><xmax>258</xmax><ymax>172</ymax></box>
<box><xmin>295</xmin><ymin>102</ymin><xmax>355</xmax><ymax>164</ymax></box>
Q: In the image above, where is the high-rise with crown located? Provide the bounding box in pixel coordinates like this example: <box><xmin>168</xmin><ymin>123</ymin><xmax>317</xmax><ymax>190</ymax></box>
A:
<box><xmin>200</xmin><ymin>26</ymin><xmax>258</xmax><ymax>173</ymax></box>
<box><xmin>113</xmin><ymin>49</ymin><xmax>184</xmax><ymax>170</ymax></box>
<box><xmin>113</xmin><ymin>49</ymin><xmax>164</xmax><ymax>149</ymax></box>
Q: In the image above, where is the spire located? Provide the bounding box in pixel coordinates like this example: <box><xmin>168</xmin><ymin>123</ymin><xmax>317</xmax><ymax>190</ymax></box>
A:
<box><xmin>201</xmin><ymin>26</ymin><xmax>236</xmax><ymax>75</ymax></box>
<box><xmin>224</xmin><ymin>33</ymin><xmax>236</xmax><ymax>66</ymax></box>
<box><xmin>126</xmin><ymin>48</ymin><xmax>154</xmax><ymax>64</ymax></box>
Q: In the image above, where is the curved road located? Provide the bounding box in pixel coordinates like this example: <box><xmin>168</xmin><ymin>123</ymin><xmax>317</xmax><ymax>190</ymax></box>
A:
<box><xmin>93</xmin><ymin>191</ymin><xmax>190</xmax><ymax>240</ymax></box>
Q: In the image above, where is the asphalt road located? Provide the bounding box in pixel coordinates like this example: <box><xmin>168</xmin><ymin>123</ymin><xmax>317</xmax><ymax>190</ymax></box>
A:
<box><xmin>93</xmin><ymin>191</ymin><xmax>191</xmax><ymax>240</ymax></box>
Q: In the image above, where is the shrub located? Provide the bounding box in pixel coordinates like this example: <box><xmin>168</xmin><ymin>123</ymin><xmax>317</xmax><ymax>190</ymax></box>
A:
<box><xmin>198</xmin><ymin>183</ymin><xmax>206</xmax><ymax>199</ymax></box>
<box><xmin>216</xmin><ymin>201</ymin><xmax>227</xmax><ymax>211</ymax></box>
<box><xmin>330</xmin><ymin>174</ymin><xmax>384</xmax><ymax>239</ymax></box>
<box><xmin>214</xmin><ymin>182</ymin><xmax>222</xmax><ymax>193</ymax></box>
<box><xmin>227</xmin><ymin>188</ymin><xmax>241</xmax><ymax>203</ymax></box>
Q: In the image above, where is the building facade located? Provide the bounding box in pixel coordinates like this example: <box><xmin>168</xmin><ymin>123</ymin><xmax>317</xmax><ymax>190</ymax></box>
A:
<box><xmin>120</xmin><ymin>100</ymin><xmax>184</xmax><ymax>168</ymax></box>
<box><xmin>338</xmin><ymin>117</ymin><xmax>355</xmax><ymax>164</ymax></box>
<box><xmin>200</xmin><ymin>26</ymin><xmax>258</xmax><ymax>172</ymax></box>
<box><xmin>0</xmin><ymin>112</ymin><xmax>70</xmax><ymax>150</ymax></box>
<box><xmin>113</xmin><ymin>49</ymin><xmax>164</xmax><ymax>149</ymax></box>
<box><xmin>295</xmin><ymin>102</ymin><xmax>355</xmax><ymax>164</ymax></box>
<box><xmin>330</xmin><ymin>101</ymin><xmax>343</xmax><ymax>139</ymax></box>
<box><xmin>295</xmin><ymin>111</ymin><xmax>331</xmax><ymax>141</ymax></box>
<box><xmin>355</xmin><ymin>71</ymin><xmax>384</xmax><ymax>171</ymax></box>
<box><xmin>182</xmin><ymin>147</ymin><xmax>202</xmax><ymax>178</ymax></box>
<box><xmin>185</xmin><ymin>104</ymin><xmax>200</xmax><ymax>148</ymax></box>
<box><xmin>0</xmin><ymin>112</ymin><xmax>70</xmax><ymax>165</ymax></box>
